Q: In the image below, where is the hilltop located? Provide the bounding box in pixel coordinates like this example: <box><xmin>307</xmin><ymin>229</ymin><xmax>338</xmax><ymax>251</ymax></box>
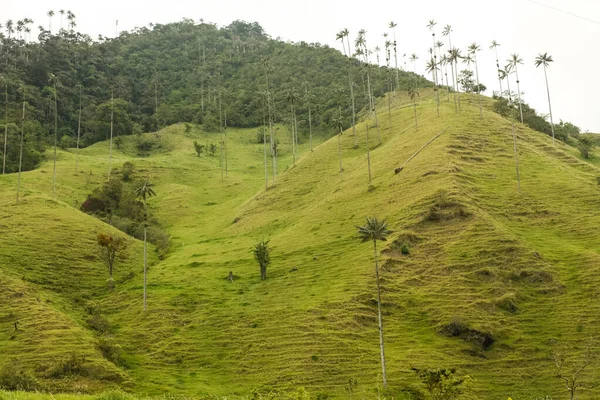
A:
<box><xmin>1</xmin><ymin>91</ymin><xmax>600</xmax><ymax>399</ymax></box>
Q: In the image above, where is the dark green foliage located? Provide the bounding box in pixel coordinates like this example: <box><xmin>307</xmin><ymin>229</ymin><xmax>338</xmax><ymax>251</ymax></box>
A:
<box><xmin>193</xmin><ymin>140</ymin><xmax>205</xmax><ymax>157</ymax></box>
<box><xmin>401</xmin><ymin>245</ymin><xmax>410</xmax><ymax>255</ymax></box>
<box><xmin>441</xmin><ymin>318</ymin><xmax>495</xmax><ymax>351</ymax></box>
<box><xmin>0</xmin><ymin>121</ymin><xmax>45</xmax><ymax>173</ymax></box>
<box><xmin>98</xmin><ymin>337</ymin><xmax>124</xmax><ymax>366</ymax></box>
<box><xmin>81</xmin><ymin>163</ymin><xmax>169</xmax><ymax>255</ymax></box>
<box><xmin>0</xmin><ymin>19</ymin><xmax>429</xmax><ymax>156</ymax></box>
<box><xmin>253</xmin><ymin>240</ymin><xmax>271</xmax><ymax>280</ymax></box>
<box><xmin>0</xmin><ymin>360</ymin><xmax>41</xmax><ymax>391</ymax></box>
<box><xmin>577</xmin><ymin>137</ymin><xmax>595</xmax><ymax>159</ymax></box>
<box><xmin>208</xmin><ymin>143</ymin><xmax>217</xmax><ymax>156</ymax></box>
<box><xmin>411</xmin><ymin>367</ymin><xmax>470</xmax><ymax>400</ymax></box>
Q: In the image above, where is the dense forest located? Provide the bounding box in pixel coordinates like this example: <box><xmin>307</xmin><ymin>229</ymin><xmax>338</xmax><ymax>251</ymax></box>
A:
<box><xmin>0</xmin><ymin>17</ymin><xmax>431</xmax><ymax>173</ymax></box>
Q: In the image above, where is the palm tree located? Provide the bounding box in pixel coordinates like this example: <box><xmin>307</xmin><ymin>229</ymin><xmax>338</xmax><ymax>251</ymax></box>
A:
<box><xmin>59</xmin><ymin>10</ymin><xmax>65</xmax><ymax>30</ymax></box>
<box><xmin>408</xmin><ymin>87</ymin><xmax>419</xmax><ymax>130</ymax></box>
<box><xmin>448</xmin><ymin>48</ymin><xmax>462</xmax><ymax>112</ymax></box>
<box><xmin>341</xmin><ymin>29</ymin><xmax>358</xmax><ymax>147</ymax></box>
<box><xmin>442</xmin><ymin>25</ymin><xmax>459</xmax><ymax>107</ymax></box>
<box><xmin>304</xmin><ymin>82</ymin><xmax>314</xmax><ymax>152</ymax></box>
<box><xmin>500</xmin><ymin>65</ymin><xmax>521</xmax><ymax>192</ymax></box>
<box><xmin>332</xmin><ymin>108</ymin><xmax>344</xmax><ymax>181</ymax></box>
<box><xmin>440</xmin><ymin>54</ymin><xmax>451</xmax><ymax>101</ymax></box>
<box><xmin>389</xmin><ymin>21</ymin><xmax>399</xmax><ymax>91</ymax></box>
<box><xmin>426</xmin><ymin>20</ymin><xmax>440</xmax><ymax>110</ymax></box>
<box><xmin>365</xmin><ymin>121</ymin><xmax>372</xmax><ymax>187</ymax></box>
<box><xmin>135</xmin><ymin>178</ymin><xmax>156</xmax><ymax>311</ymax></box>
<box><xmin>468</xmin><ymin>43</ymin><xmax>483</xmax><ymax>118</ymax></box>
<box><xmin>49</xmin><ymin>73</ymin><xmax>59</xmax><ymax>198</ymax></box>
<box><xmin>425</xmin><ymin>53</ymin><xmax>440</xmax><ymax>116</ymax></box>
<box><xmin>508</xmin><ymin>54</ymin><xmax>524</xmax><ymax>124</ymax></box>
<box><xmin>490</xmin><ymin>41</ymin><xmax>503</xmax><ymax>95</ymax></box>
<box><xmin>16</xmin><ymin>85</ymin><xmax>26</xmax><ymax>202</ymax></box>
<box><xmin>436</xmin><ymin>41</ymin><xmax>446</xmax><ymax>91</ymax></box>
<box><xmin>336</xmin><ymin>30</ymin><xmax>347</xmax><ymax>56</ymax></box>
<box><xmin>47</xmin><ymin>10</ymin><xmax>54</xmax><ymax>33</ymax></box>
<box><xmin>357</xmin><ymin>217</ymin><xmax>393</xmax><ymax>388</ymax></box>
<box><xmin>260</xmin><ymin>57</ymin><xmax>277</xmax><ymax>179</ymax></box>
<box><xmin>1</xmin><ymin>74</ymin><xmax>8</xmax><ymax>175</ymax></box>
<box><xmin>535</xmin><ymin>53</ymin><xmax>556</xmax><ymax>145</ymax></box>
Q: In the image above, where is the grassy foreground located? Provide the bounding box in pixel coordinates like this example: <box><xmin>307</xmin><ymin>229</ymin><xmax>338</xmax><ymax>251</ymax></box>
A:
<box><xmin>1</xmin><ymin>92</ymin><xmax>600</xmax><ymax>399</ymax></box>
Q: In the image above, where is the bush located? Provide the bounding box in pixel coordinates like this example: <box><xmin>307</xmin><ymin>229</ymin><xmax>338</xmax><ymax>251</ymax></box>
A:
<box><xmin>59</xmin><ymin>134</ymin><xmax>75</xmax><ymax>150</ymax></box>
<box><xmin>44</xmin><ymin>353</ymin><xmax>89</xmax><ymax>378</ymax></box>
<box><xmin>578</xmin><ymin>137</ymin><xmax>595</xmax><ymax>159</ymax></box>
<box><xmin>98</xmin><ymin>337</ymin><xmax>124</xmax><ymax>366</ymax></box>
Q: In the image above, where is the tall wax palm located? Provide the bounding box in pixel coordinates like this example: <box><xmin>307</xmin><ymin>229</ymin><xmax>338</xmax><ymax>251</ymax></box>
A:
<box><xmin>389</xmin><ymin>21</ymin><xmax>399</xmax><ymax>91</ymax></box>
<box><xmin>462</xmin><ymin>53</ymin><xmax>474</xmax><ymax>105</ymax></box>
<box><xmin>468</xmin><ymin>43</ymin><xmax>483</xmax><ymax>118</ymax></box>
<box><xmin>49</xmin><ymin>73</ymin><xmax>58</xmax><ymax>198</ymax></box>
<box><xmin>261</xmin><ymin>57</ymin><xmax>277</xmax><ymax>179</ymax></box>
<box><xmin>135</xmin><ymin>179</ymin><xmax>156</xmax><ymax>311</ymax></box>
<box><xmin>59</xmin><ymin>10</ymin><xmax>65</xmax><ymax>30</ymax></box>
<box><xmin>500</xmin><ymin>65</ymin><xmax>521</xmax><ymax>192</ymax></box>
<box><xmin>410</xmin><ymin>53</ymin><xmax>419</xmax><ymax>91</ymax></box>
<box><xmin>436</xmin><ymin>41</ymin><xmax>446</xmax><ymax>91</ymax></box>
<box><xmin>357</xmin><ymin>217</ymin><xmax>393</xmax><ymax>388</ymax></box>
<box><xmin>490</xmin><ymin>40</ymin><xmax>503</xmax><ymax>95</ymax></box>
<box><xmin>535</xmin><ymin>53</ymin><xmax>556</xmax><ymax>145</ymax></box>
<box><xmin>509</xmin><ymin>54</ymin><xmax>524</xmax><ymax>123</ymax></box>
<box><xmin>426</xmin><ymin>20</ymin><xmax>440</xmax><ymax>110</ymax></box>
<box><xmin>365</xmin><ymin>121</ymin><xmax>372</xmax><ymax>186</ymax></box>
<box><xmin>447</xmin><ymin>48</ymin><xmax>462</xmax><ymax>112</ymax></box>
<box><xmin>47</xmin><ymin>10</ymin><xmax>54</xmax><ymax>33</ymax></box>
<box><xmin>332</xmin><ymin>109</ymin><xmax>344</xmax><ymax>181</ymax></box>
<box><xmin>341</xmin><ymin>29</ymin><xmax>358</xmax><ymax>147</ymax></box>
<box><xmin>356</xmin><ymin>31</ymin><xmax>380</xmax><ymax>143</ymax></box>
<box><xmin>425</xmin><ymin>53</ymin><xmax>440</xmax><ymax>116</ymax></box>
<box><xmin>385</xmin><ymin>39</ymin><xmax>392</xmax><ymax>121</ymax></box>
<box><xmin>336</xmin><ymin>31</ymin><xmax>347</xmax><ymax>56</ymax></box>
<box><xmin>440</xmin><ymin>54</ymin><xmax>451</xmax><ymax>101</ymax></box>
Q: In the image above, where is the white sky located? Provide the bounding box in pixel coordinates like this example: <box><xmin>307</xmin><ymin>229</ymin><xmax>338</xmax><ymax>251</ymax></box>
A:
<box><xmin>5</xmin><ymin>0</ymin><xmax>599</xmax><ymax>132</ymax></box>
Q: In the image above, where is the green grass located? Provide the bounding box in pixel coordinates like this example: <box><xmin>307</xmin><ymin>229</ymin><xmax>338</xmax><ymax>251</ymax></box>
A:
<box><xmin>1</xmin><ymin>92</ymin><xmax>600</xmax><ymax>399</ymax></box>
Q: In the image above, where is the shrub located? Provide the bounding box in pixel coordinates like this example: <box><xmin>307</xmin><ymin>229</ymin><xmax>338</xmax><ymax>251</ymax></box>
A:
<box><xmin>121</xmin><ymin>161</ymin><xmax>135</xmax><ymax>181</ymax></box>
<box><xmin>59</xmin><ymin>134</ymin><xmax>75</xmax><ymax>149</ymax></box>
<box><xmin>98</xmin><ymin>337</ymin><xmax>124</xmax><ymax>366</ymax></box>
<box><xmin>44</xmin><ymin>353</ymin><xmax>89</xmax><ymax>378</ymax></box>
<box><xmin>0</xmin><ymin>361</ymin><xmax>41</xmax><ymax>391</ymax></box>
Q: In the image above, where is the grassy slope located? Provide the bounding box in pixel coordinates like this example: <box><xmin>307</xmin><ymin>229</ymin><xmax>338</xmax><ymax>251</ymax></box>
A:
<box><xmin>2</xmin><ymin>92</ymin><xmax>600</xmax><ymax>399</ymax></box>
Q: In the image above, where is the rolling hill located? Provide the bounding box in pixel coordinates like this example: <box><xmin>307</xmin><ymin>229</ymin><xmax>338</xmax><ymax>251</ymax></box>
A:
<box><xmin>1</xmin><ymin>91</ymin><xmax>600</xmax><ymax>399</ymax></box>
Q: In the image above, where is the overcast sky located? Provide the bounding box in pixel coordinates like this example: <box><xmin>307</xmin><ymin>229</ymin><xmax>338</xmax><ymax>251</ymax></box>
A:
<box><xmin>6</xmin><ymin>0</ymin><xmax>599</xmax><ymax>132</ymax></box>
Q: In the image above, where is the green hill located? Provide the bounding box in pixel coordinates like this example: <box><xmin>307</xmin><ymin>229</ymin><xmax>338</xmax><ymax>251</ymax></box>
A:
<box><xmin>2</xmin><ymin>92</ymin><xmax>600</xmax><ymax>399</ymax></box>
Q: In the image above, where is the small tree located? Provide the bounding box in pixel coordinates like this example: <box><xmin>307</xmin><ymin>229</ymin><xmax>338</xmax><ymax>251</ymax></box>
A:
<box><xmin>553</xmin><ymin>340</ymin><xmax>599</xmax><ymax>400</ymax></box>
<box><xmin>411</xmin><ymin>367</ymin><xmax>471</xmax><ymax>400</ymax></box>
<box><xmin>253</xmin><ymin>240</ymin><xmax>271</xmax><ymax>280</ymax></box>
<box><xmin>209</xmin><ymin>143</ymin><xmax>217</xmax><ymax>156</ymax></box>
<box><xmin>578</xmin><ymin>137</ymin><xmax>595</xmax><ymax>159</ymax></box>
<box><xmin>97</xmin><ymin>233</ymin><xmax>126</xmax><ymax>285</ymax></box>
<box><xmin>136</xmin><ymin>178</ymin><xmax>156</xmax><ymax>311</ymax></box>
<box><xmin>193</xmin><ymin>140</ymin><xmax>204</xmax><ymax>157</ymax></box>
<box><xmin>184</xmin><ymin>123</ymin><xmax>192</xmax><ymax>136</ymax></box>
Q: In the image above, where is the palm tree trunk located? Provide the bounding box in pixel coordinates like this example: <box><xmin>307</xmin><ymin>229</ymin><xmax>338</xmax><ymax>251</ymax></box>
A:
<box><xmin>3</xmin><ymin>80</ymin><xmax>8</xmax><ymax>175</ymax></box>
<box><xmin>143</xmin><ymin>225</ymin><xmax>147</xmax><ymax>311</ymax></box>
<box><xmin>263</xmin><ymin>106</ymin><xmax>268</xmax><ymax>190</ymax></box>
<box><xmin>108</xmin><ymin>90</ymin><xmax>114</xmax><ymax>180</ymax></box>
<box><xmin>506</xmin><ymin>77</ymin><xmax>521</xmax><ymax>193</ymax></box>
<box><xmin>514</xmin><ymin>64</ymin><xmax>524</xmax><ymax>124</ymax></box>
<box><xmin>473</xmin><ymin>53</ymin><xmax>483</xmax><ymax>119</ymax></box>
<box><xmin>52</xmin><ymin>84</ymin><xmax>58</xmax><ymax>199</ymax></box>
<box><xmin>349</xmin><ymin>71</ymin><xmax>357</xmax><ymax>148</ymax></box>
<box><xmin>543</xmin><ymin>65</ymin><xmax>555</xmax><ymax>145</ymax></box>
<box><xmin>16</xmin><ymin>101</ymin><xmax>25</xmax><ymax>202</ymax></box>
<box><xmin>413</xmin><ymin>102</ymin><xmax>418</xmax><ymax>130</ymax></box>
<box><xmin>306</xmin><ymin>82</ymin><xmax>313</xmax><ymax>152</ymax></box>
<box><xmin>495</xmin><ymin>48</ymin><xmax>503</xmax><ymax>95</ymax></box>
<box><xmin>449</xmin><ymin>62</ymin><xmax>457</xmax><ymax>113</ymax></box>
<box><xmin>338</xmin><ymin>132</ymin><xmax>343</xmax><ymax>181</ymax></box>
<box><xmin>366</xmin><ymin>71</ymin><xmax>380</xmax><ymax>144</ymax></box>
<box><xmin>373</xmin><ymin>239</ymin><xmax>387</xmax><ymax>387</ymax></box>
<box><xmin>75</xmin><ymin>86</ymin><xmax>82</xmax><ymax>171</ymax></box>
<box><xmin>268</xmin><ymin>97</ymin><xmax>276</xmax><ymax>181</ymax></box>
<box><xmin>290</xmin><ymin>104</ymin><xmax>296</xmax><ymax>166</ymax></box>
<box><xmin>366</xmin><ymin>122</ymin><xmax>372</xmax><ymax>186</ymax></box>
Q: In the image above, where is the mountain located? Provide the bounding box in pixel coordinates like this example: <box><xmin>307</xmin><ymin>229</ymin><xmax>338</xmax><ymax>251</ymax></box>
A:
<box><xmin>1</xmin><ymin>88</ymin><xmax>600</xmax><ymax>399</ymax></box>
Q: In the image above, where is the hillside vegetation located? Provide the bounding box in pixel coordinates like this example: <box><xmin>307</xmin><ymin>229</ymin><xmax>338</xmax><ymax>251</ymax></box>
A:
<box><xmin>1</xmin><ymin>91</ymin><xmax>600</xmax><ymax>399</ymax></box>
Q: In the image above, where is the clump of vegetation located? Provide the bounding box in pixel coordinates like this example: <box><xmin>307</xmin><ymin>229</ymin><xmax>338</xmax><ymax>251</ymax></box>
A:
<box><xmin>81</xmin><ymin>162</ymin><xmax>170</xmax><ymax>258</ymax></box>
<box><xmin>411</xmin><ymin>367</ymin><xmax>471</xmax><ymax>399</ymax></box>
<box><xmin>0</xmin><ymin>360</ymin><xmax>41</xmax><ymax>391</ymax></box>
<box><xmin>193</xmin><ymin>140</ymin><xmax>205</xmax><ymax>157</ymax></box>
<box><xmin>253</xmin><ymin>240</ymin><xmax>271</xmax><ymax>280</ymax></box>
<box><xmin>425</xmin><ymin>190</ymin><xmax>470</xmax><ymax>222</ymax></box>
<box><xmin>97</xmin><ymin>233</ymin><xmax>127</xmax><ymax>286</ymax></box>
<box><xmin>440</xmin><ymin>318</ymin><xmax>495</xmax><ymax>351</ymax></box>
<box><xmin>577</xmin><ymin>136</ymin><xmax>595</xmax><ymax>159</ymax></box>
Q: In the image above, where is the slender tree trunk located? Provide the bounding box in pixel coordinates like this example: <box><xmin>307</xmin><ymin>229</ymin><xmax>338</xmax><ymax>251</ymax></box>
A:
<box><xmin>52</xmin><ymin>84</ymin><xmax>58</xmax><ymax>199</ymax></box>
<box><xmin>268</xmin><ymin>97</ymin><xmax>276</xmax><ymax>181</ymax></box>
<box><xmin>366</xmin><ymin>72</ymin><xmax>380</xmax><ymax>144</ymax></box>
<box><xmin>75</xmin><ymin>86</ymin><xmax>82</xmax><ymax>171</ymax></box>
<box><xmin>290</xmin><ymin>103</ymin><xmax>296</xmax><ymax>166</ymax></box>
<box><xmin>495</xmin><ymin>48</ymin><xmax>503</xmax><ymax>95</ymax></box>
<box><xmin>262</xmin><ymin>105</ymin><xmax>268</xmax><ymax>190</ymax></box>
<box><xmin>514</xmin><ymin>64</ymin><xmax>524</xmax><ymax>124</ymax></box>
<box><xmin>431</xmin><ymin>35</ymin><xmax>440</xmax><ymax>116</ymax></box>
<box><xmin>225</xmin><ymin>108</ymin><xmax>228</xmax><ymax>177</ymax></box>
<box><xmin>373</xmin><ymin>240</ymin><xmax>387</xmax><ymax>387</ymax></box>
<box><xmin>366</xmin><ymin>122</ymin><xmax>372</xmax><ymax>186</ymax></box>
<box><xmin>306</xmin><ymin>82</ymin><xmax>313</xmax><ymax>152</ymax></box>
<box><xmin>543</xmin><ymin>65</ymin><xmax>555</xmax><ymax>145</ymax></box>
<box><xmin>3</xmin><ymin>80</ymin><xmax>8</xmax><ymax>175</ymax></box>
<box><xmin>16</xmin><ymin>100</ymin><xmax>25</xmax><ymax>202</ymax></box>
<box><xmin>387</xmin><ymin>72</ymin><xmax>391</xmax><ymax>123</ymax></box>
<box><xmin>506</xmin><ymin>77</ymin><xmax>521</xmax><ymax>193</ymax></box>
<box><xmin>143</xmin><ymin>225</ymin><xmax>147</xmax><ymax>311</ymax></box>
<box><xmin>108</xmin><ymin>91</ymin><xmax>114</xmax><ymax>180</ymax></box>
<box><xmin>392</xmin><ymin>27</ymin><xmax>399</xmax><ymax>92</ymax></box>
<box><xmin>349</xmin><ymin>70</ymin><xmax>357</xmax><ymax>148</ymax></box>
<box><xmin>473</xmin><ymin>53</ymin><xmax>483</xmax><ymax>119</ymax></box>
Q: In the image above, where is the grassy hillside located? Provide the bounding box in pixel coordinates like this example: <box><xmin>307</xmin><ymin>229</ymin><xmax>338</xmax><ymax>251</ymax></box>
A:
<box><xmin>1</xmin><ymin>92</ymin><xmax>600</xmax><ymax>399</ymax></box>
